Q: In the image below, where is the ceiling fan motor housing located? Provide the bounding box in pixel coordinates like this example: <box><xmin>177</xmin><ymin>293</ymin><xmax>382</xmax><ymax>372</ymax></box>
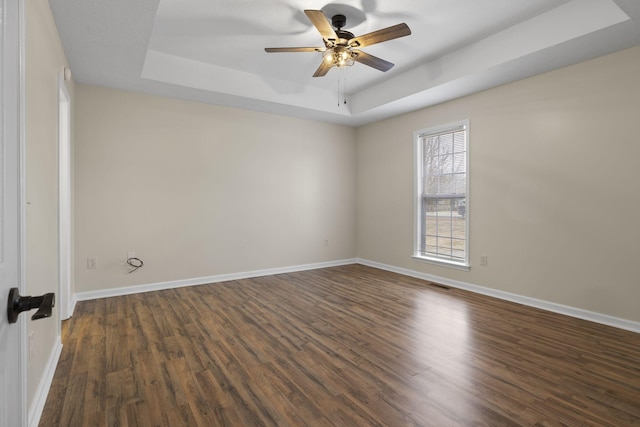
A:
<box><xmin>332</xmin><ymin>14</ymin><xmax>347</xmax><ymax>30</ymax></box>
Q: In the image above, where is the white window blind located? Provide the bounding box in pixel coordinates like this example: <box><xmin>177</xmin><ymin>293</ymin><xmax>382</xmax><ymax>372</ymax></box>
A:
<box><xmin>415</xmin><ymin>122</ymin><xmax>469</xmax><ymax>266</ymax></box>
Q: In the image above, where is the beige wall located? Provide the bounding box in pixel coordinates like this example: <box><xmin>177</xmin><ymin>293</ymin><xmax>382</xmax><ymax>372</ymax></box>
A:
<box><xmin>25</xmin><ymin>0</ymin><xmax>75</xmax><ymax>410</ymax></box>
<box><xmin>357</xmin><ymin>45</ymin><xmax>640</xmax><ymax>323</ymax></box>
<box><xmin>74</xmin><ymin>86</ymin><xmax>357</xmax><ymax>292</ymax></box>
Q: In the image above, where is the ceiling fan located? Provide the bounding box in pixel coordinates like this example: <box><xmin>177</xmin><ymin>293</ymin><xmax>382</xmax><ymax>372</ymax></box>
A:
<box><xmin>265</xmin><ymin>10</ymin><xmax>411</xmax><ymax>77</ymax></box>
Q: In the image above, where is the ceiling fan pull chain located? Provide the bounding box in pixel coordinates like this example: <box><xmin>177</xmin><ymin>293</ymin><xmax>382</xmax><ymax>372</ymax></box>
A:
<box><xmin>343</xmin><ymin>72</ymin><xmax>348</xmax><ymax>105</ymax></box>
<box><xmin>337</xmin><ymin>68</ymin><xmax>348</xmax><ymax>107</ymax></box>
<box><xmin>337</xmin><ymin>70</ymin><xmax>342</xmax><ymax>107</ymax></box>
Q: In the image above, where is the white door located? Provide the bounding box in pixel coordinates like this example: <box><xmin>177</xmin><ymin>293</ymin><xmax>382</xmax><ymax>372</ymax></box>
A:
<box><xmin>0</xmin><ymin>0</ymin><xmax>26</xmax><ymax>425</ymax></box>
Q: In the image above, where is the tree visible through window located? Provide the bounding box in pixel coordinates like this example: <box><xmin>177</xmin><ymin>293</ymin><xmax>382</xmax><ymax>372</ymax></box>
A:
<box><xmin>415</xmin><ymin>121</ymin><xmax>469</xmax><ymax>266</ymax></box>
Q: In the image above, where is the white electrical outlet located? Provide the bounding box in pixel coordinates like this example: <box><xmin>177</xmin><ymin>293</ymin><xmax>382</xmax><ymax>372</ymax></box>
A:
<box><xmin>87</xmin><ymin>257</ymin><xmax>97</xmax><ymax>269</ymax></box>
<box><xmin>480</xmin><ymin>255</ymin><xmax>488</xmax><ymax>266</ymax></box>
<box><xmin>324</xmin><ymin>240</ymin><xmax>329</xmax><ymax>247</ymax></box>
<box><xmin>127</xmin><ymin>251</ymin><xmax>136</xmax><ymax>260</ymax></box>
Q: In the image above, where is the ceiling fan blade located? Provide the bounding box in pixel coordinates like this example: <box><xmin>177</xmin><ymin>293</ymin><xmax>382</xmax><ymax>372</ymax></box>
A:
<box><xmin>313</xmin><ymin>61</ymin><xmax>332</xmax><ymax>78</ymax></box>
<box><xmin>349</xmin><ymin>23</ymin><xmax>411</xmax><ymax>48</ymax></box>
<box><xmin>304</xmin><ymin>10</ymin><xmax>338</xmax><ymax>43</ymax></box>
<box><xmin>353</xmin><ymin>50</ymin><xmax>394</xmax><ymax>72</ymax></box>
<box><xmin>265</xmin><ymin>47</ymin><xmax>326</xmax><ymax>53</ymax></box>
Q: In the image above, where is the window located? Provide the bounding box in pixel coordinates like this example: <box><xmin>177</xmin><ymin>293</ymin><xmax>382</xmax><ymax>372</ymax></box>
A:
<box><xmin>414</xmin><ymin>121</ymin><xmax>469</xmax><ymax>268</ymax></box>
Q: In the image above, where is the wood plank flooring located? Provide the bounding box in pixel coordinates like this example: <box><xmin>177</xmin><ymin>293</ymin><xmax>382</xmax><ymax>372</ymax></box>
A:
<box><xmin>40</xmin><ymin>264</ymin><xmax>640</xmax><ymax>426</ymax></box>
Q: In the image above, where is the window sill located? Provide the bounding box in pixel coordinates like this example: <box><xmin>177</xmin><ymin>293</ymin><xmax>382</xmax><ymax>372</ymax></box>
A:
<box><xmin>412</xmin><ymin>255</ymin><xmax>470</xmax><ymax>271</ymax></box>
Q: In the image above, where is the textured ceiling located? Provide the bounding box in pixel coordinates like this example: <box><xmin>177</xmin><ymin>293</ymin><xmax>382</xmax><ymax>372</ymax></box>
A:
<box><xmin>49</xmin><ymin>0</ymin><xmax>640</xmax><ymax>126</ymax></box>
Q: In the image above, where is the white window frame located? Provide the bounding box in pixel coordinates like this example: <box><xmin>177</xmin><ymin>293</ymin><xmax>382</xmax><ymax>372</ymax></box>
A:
<box><xmin>413</xmin><ymin>120</ymin><xmax>470</xmax><ymax>270</ymax></box>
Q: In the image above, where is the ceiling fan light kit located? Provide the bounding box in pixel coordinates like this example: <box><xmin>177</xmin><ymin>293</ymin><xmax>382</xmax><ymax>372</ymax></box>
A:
<box><xmin>323</xmin><ymin>46</ymin><xmax>355</xmax><ymax>68</ymax></box>
<box><xmin>265</xmin><ymin>9</ymin><xmax>411</xmax><ymax>77</ymax></box>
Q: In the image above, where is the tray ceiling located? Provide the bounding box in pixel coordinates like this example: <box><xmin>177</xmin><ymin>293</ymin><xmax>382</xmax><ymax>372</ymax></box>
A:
<box><xmin>49</xmin><ymin>0</ymin><xmax>640</xmax><ymax>126</ymax></box>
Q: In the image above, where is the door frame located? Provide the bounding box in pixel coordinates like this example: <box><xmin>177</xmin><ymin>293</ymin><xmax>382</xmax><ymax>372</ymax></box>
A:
<box><xmin>58</xmin><ymin>73</ymin><xmax>72</xmax><ymax>321</ymax></box>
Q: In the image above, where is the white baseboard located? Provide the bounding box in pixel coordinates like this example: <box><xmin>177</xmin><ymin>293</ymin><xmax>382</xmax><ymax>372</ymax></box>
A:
<box><xmin>28</xmin><ymin>337</ymin><xmax>63</xmax><ymax>427</ymax></box>
<box><xmin>75</xmin><ymin>258</ymin><xmax>358</xmax><ymax>301</ymax></box>
<box><xmin>73</xmin><ymin>256</ymin><xmax>639</xmax><ymax>334</ymax></box>
<box><xmin>357</xmin><ymin>258</ymin><xmax>640</xmax><ymax>334</ymax></box>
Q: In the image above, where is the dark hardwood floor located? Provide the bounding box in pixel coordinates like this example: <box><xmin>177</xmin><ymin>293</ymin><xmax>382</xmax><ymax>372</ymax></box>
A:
<box><xmin>40</xmin><ymin>264</ymin><xmax>640</xmax><ymax>426</ymax></box>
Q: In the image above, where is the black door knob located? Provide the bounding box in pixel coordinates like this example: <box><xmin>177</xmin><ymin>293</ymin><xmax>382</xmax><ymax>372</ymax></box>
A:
<box><xmin>6</xmin><ymin>288</ymin><xmax>55</xmax><ymax>324</ymax></box>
